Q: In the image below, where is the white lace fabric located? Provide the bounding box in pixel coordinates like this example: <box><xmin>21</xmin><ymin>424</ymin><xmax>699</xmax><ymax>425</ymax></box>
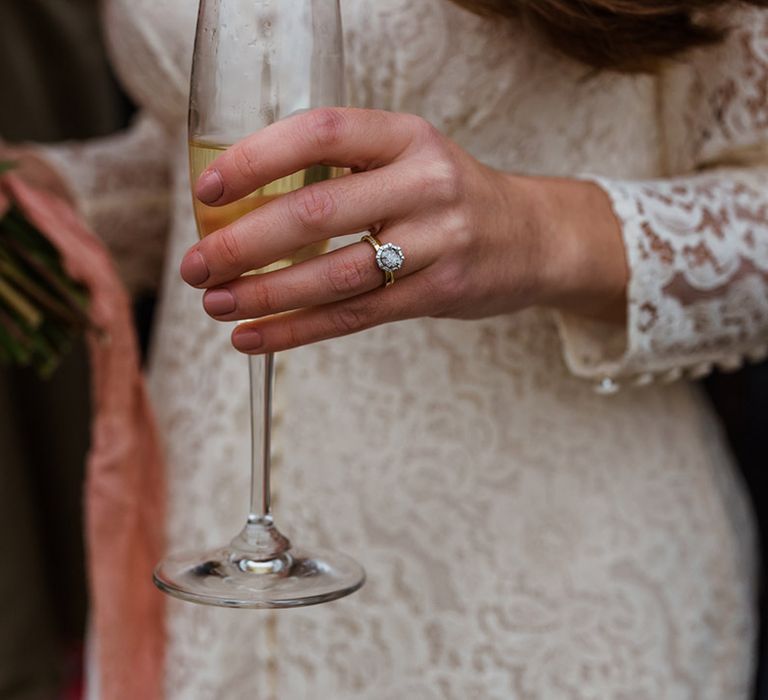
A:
<box><xmin>25</xmin><ymin>1</ymin><xmax>768</xmax><ymax>698</ymax></box>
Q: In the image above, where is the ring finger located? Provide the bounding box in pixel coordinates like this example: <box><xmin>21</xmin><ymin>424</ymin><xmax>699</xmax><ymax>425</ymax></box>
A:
<box><xmin>202</xmin><ymin>228</ymin><xmax>432</xmax><ymax>321</ymax></box>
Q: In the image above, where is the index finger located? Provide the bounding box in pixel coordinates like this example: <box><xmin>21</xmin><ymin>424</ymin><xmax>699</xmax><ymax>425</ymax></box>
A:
<box><xmin>194</xmin><ymin>108</ymin><xmax>424</xmax><ymax>206</ymax></box>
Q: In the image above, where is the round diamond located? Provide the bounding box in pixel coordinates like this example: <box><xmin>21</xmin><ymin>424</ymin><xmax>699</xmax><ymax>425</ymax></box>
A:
<box><xmin>376</xmin><ymin>243</ymin><xmax>405</xmax><ymax>272</ymax></box>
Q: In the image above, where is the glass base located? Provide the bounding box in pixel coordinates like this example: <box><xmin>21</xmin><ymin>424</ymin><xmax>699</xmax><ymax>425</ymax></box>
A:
<box><xmin>153</xmin><ymin>545</ymin><xmax>365</xmax><ymax>609</ymax></box>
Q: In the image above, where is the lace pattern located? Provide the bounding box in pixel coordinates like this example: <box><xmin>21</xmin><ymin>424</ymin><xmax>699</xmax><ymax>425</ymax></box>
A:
<box><xmin>663</xmin><ymin>9</ymin><xmax>768</xmax><ymax>171</ymax></box>
<box><xmin>33</xmin><ymin>113</ymin><xmax>172</xmax><ymax>295</ymax></box>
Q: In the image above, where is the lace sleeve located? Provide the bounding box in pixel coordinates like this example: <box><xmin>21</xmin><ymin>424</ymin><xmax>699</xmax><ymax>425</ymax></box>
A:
<box><xmin>31</xmin><ymin>112</ymin><xmax>172</xmax><ymax>296</ymax></box>
<box><xmin>557</xmin><ymin>9</ymin><xmax>768</xmax><ymax>389</ymax></box>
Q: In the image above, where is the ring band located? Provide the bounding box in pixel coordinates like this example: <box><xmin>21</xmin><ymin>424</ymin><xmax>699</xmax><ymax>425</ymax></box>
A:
<box><xmin>361</xmin><ymin>234</ymin><xmax>405</xmax><ymax>288</ymax></box>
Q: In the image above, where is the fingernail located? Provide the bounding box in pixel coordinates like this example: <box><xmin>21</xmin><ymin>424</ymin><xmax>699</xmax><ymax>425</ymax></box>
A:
<box><xmin>180</xmin><ymin>250</ymin><xmax>210</xmax><ymax>285</ymax></box>
<box><xmin>204</xmin><ymin>288</ymin><xmax>236</xmax><ymax>316</ymax></box>
<box><xmin>196</xmin><ymin>169</ymin><xmax>224</xmax><ymax>204</ymax></box>
<box><xmin>235</xmin><ymin>327</ymin><xmax>263</xmax><ymax>352</ymax></box>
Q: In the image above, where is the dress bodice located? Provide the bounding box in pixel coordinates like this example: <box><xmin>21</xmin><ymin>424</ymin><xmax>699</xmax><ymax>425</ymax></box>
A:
<box><xmin>104</xmin><ymin>0</ymin><xmax>661</xmax><ymax>178</ymax></box>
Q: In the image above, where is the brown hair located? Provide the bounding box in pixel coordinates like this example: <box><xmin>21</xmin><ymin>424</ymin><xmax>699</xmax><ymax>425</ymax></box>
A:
<box><xmin>450</xmin><ymin>0</ymin><xmax>768</xmax><ymax>72</ymax></box>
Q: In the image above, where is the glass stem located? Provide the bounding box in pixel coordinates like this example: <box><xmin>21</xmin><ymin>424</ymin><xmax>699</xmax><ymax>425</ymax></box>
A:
<box><xmin>248</xmin><ymin>352</ymin><xmax>275</xmax><ymax>525</ymax></box>
<box><xmin>230</xmin><ymin>351</ymin><xmax>291</xmax><ymax>563</ymax></box>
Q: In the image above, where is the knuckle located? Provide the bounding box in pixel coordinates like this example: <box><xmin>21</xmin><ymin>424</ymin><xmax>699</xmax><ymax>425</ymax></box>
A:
<box><xmin>444</xmin><ymin>209</ymin><xmax>473</xmax><ymax>250</ymax></box>
<box><xmin>425</xmin><ymin>157</ymin><xmax>461</xmax><ymax>205</ymax></box>
<box><xmin>283</xmin><ymin>321</ymin><xmax>304</xmax><ymax>350</ymax></box>
<box><xmin>305</xmin><ymin>108</ymin><xmax>346</xmax><ymax>149</ymax></box>
<box><xmin>433</xmin><ymin>261</ymin><xmax>468</xmax><ymax>301</ymax></box>
<box><xmin>327</xmin><ymin>255</ymin><xmax>369</xmax><ymax>296</ymax></box>
<box><xmin>408</xmin><ymin>114</ymin><xmax>438</xmax><ymax>143</ymax></box>
<box><xmin>330</xmin><ymin>304</ymin><xmax>367</xmax><ymax>334</ymax></box>
<box><xmin>289</xmin><ymin>185</ymin><xmax>337</xmax><ymax>230</ymax></box>
<box><xmin>216</xmin><ymin>227</ymin><xmax>243</xmax><ymax>268</ymax></box>
<box><xmin>249</xmin><ymin>281</ymin><xmax>279</xmax><ymax>315</ymax></box>
<box><xmin>406</xmin><ymin>117</ymin><xmax>461</xmax><ymax>204</ymax></box>
<box><xmin>232</xmin><ymin>146</ymin><xmax>260</xmax><ymax>182</ymax></box>
<box><xmin>416</xmin><ymin>271</ymin><xmax>442</xmax><ymax>305</ymax></box>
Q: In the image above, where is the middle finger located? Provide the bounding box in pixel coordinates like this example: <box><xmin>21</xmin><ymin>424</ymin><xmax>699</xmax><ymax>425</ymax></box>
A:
<box><xmin>182</xmin><ymin>162</ymin><xmax>423</xmax><ymax>288</ymax></box>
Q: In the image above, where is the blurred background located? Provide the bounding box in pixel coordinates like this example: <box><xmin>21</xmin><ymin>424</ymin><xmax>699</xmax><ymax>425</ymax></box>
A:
<box><xmin>706</xmin><ymin>367</ymin><xmax>768</xmax><ymax>700</ymax></box>
<box><xmin>0</xmin><ymin>2</ymin><xmax>765</xmax><ymax>699</ymax></box>
<box><xmin>0</xmin><ymin>2</ymin><xmax>142</xmax><ymax>699</ymax></box>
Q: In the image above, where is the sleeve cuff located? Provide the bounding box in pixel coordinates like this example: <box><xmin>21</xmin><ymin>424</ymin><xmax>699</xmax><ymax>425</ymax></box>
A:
<box><xmin>554</xmin><ymin>172</ymin><xmax>768</xmax><ymax>391</ymax></box>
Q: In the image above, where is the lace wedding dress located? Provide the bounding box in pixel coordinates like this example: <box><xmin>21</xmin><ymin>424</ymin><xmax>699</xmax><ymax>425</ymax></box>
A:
<box><xmin>38</xmin><ymin>1</ymin><xmax>768</xmax><ymax>697</ymax></box>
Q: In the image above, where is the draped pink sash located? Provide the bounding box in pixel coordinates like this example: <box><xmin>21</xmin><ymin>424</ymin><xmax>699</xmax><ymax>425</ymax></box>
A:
<box><xmin>1</xmin><ymin>174</ymin><xmax>166</xmax><ymax>700</ymax></box>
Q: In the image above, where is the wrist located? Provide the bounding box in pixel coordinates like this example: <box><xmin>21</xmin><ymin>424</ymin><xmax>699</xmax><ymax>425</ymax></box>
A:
<box><xmin>522</xmin><ymin>175</ymin><xmax>629</xmax><ymax>323</ymax></box>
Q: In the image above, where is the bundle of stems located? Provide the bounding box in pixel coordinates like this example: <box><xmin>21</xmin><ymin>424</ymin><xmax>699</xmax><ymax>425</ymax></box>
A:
<box><xmin>0</xmin><ymin>162</ymin><xmax>90</xmax><ymax>377</ymax></box>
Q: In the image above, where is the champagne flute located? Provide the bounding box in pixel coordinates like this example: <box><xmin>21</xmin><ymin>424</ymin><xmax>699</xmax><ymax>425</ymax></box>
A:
<box><xmin>153</xmin><ymin>0</ymin><xmax>365</xmax><ymax>608</ymax></box>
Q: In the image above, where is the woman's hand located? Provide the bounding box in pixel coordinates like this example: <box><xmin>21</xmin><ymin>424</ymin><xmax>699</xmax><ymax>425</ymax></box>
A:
<box><xmin>180</xmin><ymin>108</ymin><xmax>628</xmax><ymax>353</ymax></box>
<box><xmin>0</xmin><ymin>142</ymin><xmax>73</xmax><ymax>204</ymax></box>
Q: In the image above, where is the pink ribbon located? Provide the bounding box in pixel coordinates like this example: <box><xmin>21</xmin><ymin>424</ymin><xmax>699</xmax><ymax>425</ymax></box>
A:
<box><xmin>1</xmin><ymin>174</ymin><xmax>166</xmax><ymax>700</ymax></box>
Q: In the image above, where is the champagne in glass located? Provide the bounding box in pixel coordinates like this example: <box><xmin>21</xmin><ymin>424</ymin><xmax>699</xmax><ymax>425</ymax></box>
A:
<box><xmin>189</xmin><ymin>140</ymin><xmax>344</xmax><ymax>269</ymax></box>
<box><xmin>153</xmin><ymin>0</ymin><xmax>365</xmax><ymax>609</ymax></box>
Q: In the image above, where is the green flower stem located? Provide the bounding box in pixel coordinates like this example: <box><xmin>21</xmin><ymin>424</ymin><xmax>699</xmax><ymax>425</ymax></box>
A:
<box><xmin>1</xmin><ymin>222</ymin><xmax>91</xmax><ymax>328</ymax></box>
<box><xmin>0</xmin><ymin>174</ymin><xmax>91</xmax><ymax>376</ymax></box>
<box><xmin>0</xmin><ymin>253</ymin><xmax>85</xmax><ymax>328</ymax></box>
<box><xmin>0</xmin><ymin>276</ymin><xmax>41</xmax><ymax>328</ymax></box>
